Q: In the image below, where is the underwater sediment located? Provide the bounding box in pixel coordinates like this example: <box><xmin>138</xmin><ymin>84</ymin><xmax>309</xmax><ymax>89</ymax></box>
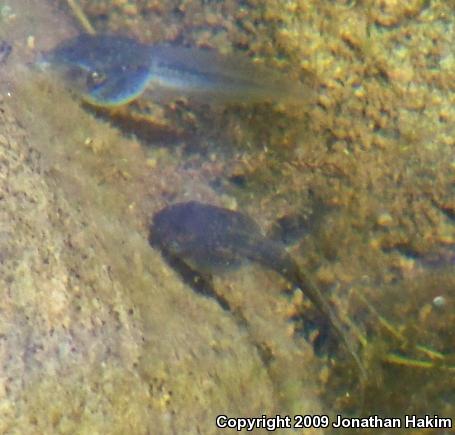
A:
<box><xmin>0</xmin><ymin>0</ymin><xmax>453</xmax><ymax>433</ymax></box>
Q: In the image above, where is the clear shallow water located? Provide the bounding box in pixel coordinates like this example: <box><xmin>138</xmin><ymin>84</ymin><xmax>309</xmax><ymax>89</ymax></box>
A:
<box><xmin>0</xmin><ymin>0</ymin><xmax>453</xmax><ymax>433</ymax></box>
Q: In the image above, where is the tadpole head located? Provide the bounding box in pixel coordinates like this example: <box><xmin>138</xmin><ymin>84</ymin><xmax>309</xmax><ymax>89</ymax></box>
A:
<box><xmin>40</xmin><ymin>34</ymin><xmax>152</xmax><ymax>107</ymax></box>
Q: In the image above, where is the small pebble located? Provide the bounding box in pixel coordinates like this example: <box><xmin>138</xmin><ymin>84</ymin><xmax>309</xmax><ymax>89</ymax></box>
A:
<box><xmin>432</xmin><ymin>295</ymin><xmax>446</xmax><ymax>309</ymax></box>
<box><xmin>27</xmin><ymin>35</ymin><xmax>35</xmax><ymax>50</ymax></box>
<box><xmin>377</xmin><ymin>212</ymin><xmax>393</xmax><ymax>227</ymax></box>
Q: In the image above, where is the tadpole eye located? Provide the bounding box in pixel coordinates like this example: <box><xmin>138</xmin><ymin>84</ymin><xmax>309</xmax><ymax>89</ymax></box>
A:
<box><xmin>86</xmin><ymin>70</ymin><xmax>107</xmax><ymax>89</ymax></box>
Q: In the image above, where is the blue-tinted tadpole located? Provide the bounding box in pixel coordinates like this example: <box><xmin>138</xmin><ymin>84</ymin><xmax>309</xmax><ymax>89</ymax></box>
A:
<box><xmin>42</xmin><ymin>34</ymin><xmax>310</xmax><ymax>107</ymax></box>
<box><xmin>150</xmin><ymin>201</ymin><xmax>365</xmax><ymax>376</ymax></box>
<box><xmin>42</xmin><ymin>34</ymin><xmax>153</xmax><ymax>106</ymax></box>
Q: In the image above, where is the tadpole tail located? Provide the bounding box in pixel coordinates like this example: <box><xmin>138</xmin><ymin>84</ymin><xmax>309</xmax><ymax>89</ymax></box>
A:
<box><xmin>293</xmin><ymin>266</ymin><xmax>367</xmax><ymax>380</ymax></box>
<box><xmin>246</xmin><ymin>238</ymin><xmax>366</xmax><ymax>380</ymax></box>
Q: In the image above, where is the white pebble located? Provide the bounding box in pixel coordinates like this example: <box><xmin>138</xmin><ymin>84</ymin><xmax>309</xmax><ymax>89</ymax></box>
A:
<box><xmin>432</xmin><ymin>295</ymin><xmax>446</xmax><ymax>308</ymax></box>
